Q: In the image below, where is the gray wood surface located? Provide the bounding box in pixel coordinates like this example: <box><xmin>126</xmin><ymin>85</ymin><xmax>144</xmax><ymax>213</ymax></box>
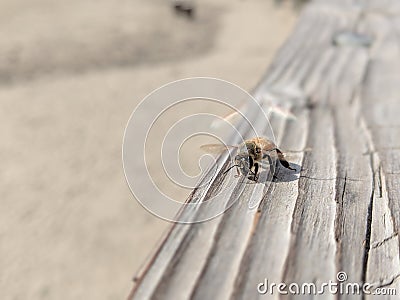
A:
<box><xmin>129</xmin><ymin>0</ymin><xmax>400</xmax><ymax>299</ymax></box>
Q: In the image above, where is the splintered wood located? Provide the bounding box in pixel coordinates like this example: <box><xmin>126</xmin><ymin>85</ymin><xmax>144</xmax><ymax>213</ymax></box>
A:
<box><xmin>129</xmin><ymin>1</ymin><xmax>400</xmax><ymax>299</ymax></box>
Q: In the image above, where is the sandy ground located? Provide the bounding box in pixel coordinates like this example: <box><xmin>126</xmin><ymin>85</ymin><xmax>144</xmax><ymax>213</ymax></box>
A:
<box><xmin>0</xmin><ymin>0</ymin><xmax>297</xmax><ymax>299</ymax></box>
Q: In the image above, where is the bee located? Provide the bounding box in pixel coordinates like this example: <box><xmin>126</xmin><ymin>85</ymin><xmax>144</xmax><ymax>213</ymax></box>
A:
<box><xmin>201</xmin><ymin>137</ymin><xmax>296</xmax><ymax>181</ymax></box>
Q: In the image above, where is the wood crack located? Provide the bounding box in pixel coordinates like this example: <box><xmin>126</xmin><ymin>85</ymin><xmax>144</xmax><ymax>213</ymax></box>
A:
<box><xmin>377</xmin><ymin>166</ymin><xmax>383</xmax><ymax>198</ymax></box>
<box><xmin>334</xmin><ymin>171</ymin><xmax>346</xmax><ymax>277</ymax></box>
<box><xmin>370</xmin><ymin>231</ymin><xmax>399</xmax><ymax>249</ymax></box>
<box><xmin>369</xmin><ymin>273</ymin><xmax>400</xmax><ymax>289</ymax></box>
<box><xmin>299</xmin><ymin>175</ymin><xmax>365</xmax><ymax>182</ymax></box>
<box><xmin>361</xmin><ymin>152</ymin><xmax>375</xmax><ymax>285</ymax></box>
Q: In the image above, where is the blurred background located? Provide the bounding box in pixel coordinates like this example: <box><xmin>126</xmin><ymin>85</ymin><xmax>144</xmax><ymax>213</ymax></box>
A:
<box><xmin>0</xmin><ymin>0</ymin><xmax>299</xmax><ymax>299</ymax></box>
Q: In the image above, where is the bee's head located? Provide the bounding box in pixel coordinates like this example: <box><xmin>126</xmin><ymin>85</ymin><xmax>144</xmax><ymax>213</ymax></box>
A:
<box><xmin>245</xmin><ymin>141</ymin><xmax>261</xmax><ymax>156</ymax></box>
<box><xmin>234</xmin><ymin>153</ymin><xmax>251</xmax><ymax>175</ymax></box>
<box><xmin>235</xmin><ymin>153</ymin><xmax>248</xmax><ymax>163</ymax></box>
<box><xmin>224</xmin><ymin>153</ymin><xmax>250</xmax><ymax>176</ymax></box>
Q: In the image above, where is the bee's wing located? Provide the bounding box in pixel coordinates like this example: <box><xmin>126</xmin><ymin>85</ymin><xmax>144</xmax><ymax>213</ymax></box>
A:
<box><xmin>210</xmin><ymin>110</ymin><xmax>243</xmax><ymax>129</ymax></box>
<box><xmin>261</xmin><ymin>91</ymin><xmax>297</xmax><ymax>120</ymax></box>
<box><xmin>200</xmin><ymin>143</ymin><xmax>238</xmax><ymax>154</ymax></box>
<box><xmin>269</xmin><ymin>105</ymin><xmax>297</xmax><ymax>120</ymax></box>
<box><xmin>282</xmin><ymin>148</ymin><xmax>312</xmax><ymax>156</ymax></box>
<box><xmin>276</xmin><ymin>148</ymin><xmax>313</xmax><ymax>160</ymax></box>
<box><xmin>211</xmin><ymin>104</ymin><xmax>296</xmax><ymax>130</ymax></box>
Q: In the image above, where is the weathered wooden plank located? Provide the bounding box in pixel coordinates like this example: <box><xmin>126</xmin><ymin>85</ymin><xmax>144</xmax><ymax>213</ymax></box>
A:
<box><xmin>129</xmin><ymin>1</ymin><xmax>400</xmax><ymax>299</ymax></box>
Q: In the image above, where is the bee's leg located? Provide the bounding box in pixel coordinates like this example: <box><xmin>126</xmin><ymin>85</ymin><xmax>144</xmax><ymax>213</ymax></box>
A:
<box><xmin>248</xmin><ymin>156</ymin><xmax>254</xmax><ymax>170</ymax></box>
<box><xmin>276</xmin><ymin>149</ymin><xmax>296</xmax><ymax>171</ymax></box>
<box><xmin>253</xmin><ymin>162</ymin><xmax>259</xmax><ymax>181</ymax></box>
<box><xmin>248</xmin><ymin>156</ymin><xmax>256</xmax><ymax>179</ymax></box>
